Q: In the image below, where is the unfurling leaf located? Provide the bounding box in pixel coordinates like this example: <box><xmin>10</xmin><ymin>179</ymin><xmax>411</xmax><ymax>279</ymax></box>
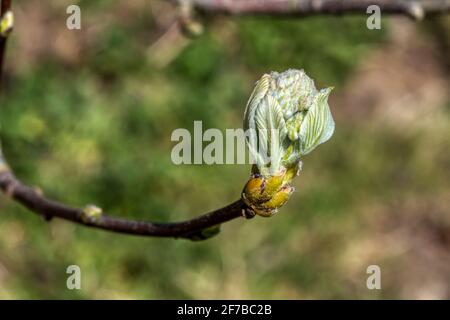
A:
<box><xmin>242</xmin><ymin>69</ymin><xmax>335</xmax><ymax>217</ymax></box>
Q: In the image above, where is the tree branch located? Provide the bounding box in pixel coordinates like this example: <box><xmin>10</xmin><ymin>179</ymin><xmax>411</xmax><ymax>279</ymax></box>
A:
<box><xmin>187</xmin><ymin>0</ymin><xmax>450</xmax><ymax>19</ymax></box>
<box><xmin>0</xmin><ymin>158</ymin><xmax>246</xmax><ymax>240</ymax></box>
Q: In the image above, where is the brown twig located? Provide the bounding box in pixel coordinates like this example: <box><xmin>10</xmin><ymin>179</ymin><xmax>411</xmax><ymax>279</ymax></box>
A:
<box><xmin>186</xmin><ymin>0</ymin><xmax>450</xmax><ymax>20</ymax></box>
<box><xmin>0</xmin><ymin>166</ymin><xmax>245</xmax><ymax>239</ymax></box>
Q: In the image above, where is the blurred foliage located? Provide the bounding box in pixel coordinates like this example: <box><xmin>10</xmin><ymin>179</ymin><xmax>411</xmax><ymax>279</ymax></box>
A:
<box><xmin>0</xmin><ymin>1</ymin><xmax>449</xmax><ymax>299</ymax></box>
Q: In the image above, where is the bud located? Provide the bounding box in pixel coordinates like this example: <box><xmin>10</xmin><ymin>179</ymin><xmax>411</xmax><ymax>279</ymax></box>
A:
<box><xmin>81</xmin><ymin>204</ymin><xmax>103</xmax><ymax>223</ymax></box>
<box><xmin>187</xmin><ymin>224</ymin><xmax>221</xmax><ymax>241</ymax></box>
<box><xmin>0</xmin><ymin>11</ymin><xmax>14</xmax><ymax>37</ymax></box>
<box><xmin>0</xmin><ymin>143</ymin><xmax>9</xmax><ymax>173</ymax></box>
<box><xmin>242</xmin><ymin>69</ymin><xmax>335</xmax><ymax>216</ymax></box>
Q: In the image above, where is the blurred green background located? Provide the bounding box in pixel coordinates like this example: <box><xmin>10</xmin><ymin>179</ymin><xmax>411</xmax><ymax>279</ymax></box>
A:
<box><xmin>0</xmin><ymin>0</ymin><xmax>449</xmax><ymax>299</ymax></box>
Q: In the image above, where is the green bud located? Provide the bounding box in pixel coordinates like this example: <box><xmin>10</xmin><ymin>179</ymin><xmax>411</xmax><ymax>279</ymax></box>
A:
<box><xmin>242</xmin><ymin>69</ymin><xmax>334</xmax><ymax>217</ymax></box>
<box><xmin>244</xmin><ymin>69</ymin><xmax>334</xmax><ymax>175</ymax></box>
<box><xmin>186</xmin><ymin>224</ymin><xmax>221</xmax><ymax>241</ymax></box>
<box><xmin>0</xmin><ymin>11</ymin><xmax>14</xmax><ymax>37</ymax></box>
<box><xmin>0</xmin><ymin>143</ymin><xmax>9</xmax><ymax>173</ymax></box>
<box><xmin>81</xmin><ymin>205</ymin><xmax>103</xmax><ymax>223</ymax></box>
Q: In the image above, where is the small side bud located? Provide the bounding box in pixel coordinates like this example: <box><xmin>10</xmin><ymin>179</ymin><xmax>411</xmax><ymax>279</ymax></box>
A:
<box><xmin>0</xmin><ymin>145</ymin><xmax>9</xmax><ymax>174</ymax></box>
<box><xmin>33</xmin><ymin>186</ymin><xmax>44</xmax><ymax>196</ymax></box>
<box><xmin>179</xmin><ymin>18</ymin><xmax>204</xmax><ymax>38</ymax></box>
<box><xmin>178</xmin><ymin>0</ymin><xmax>204</xmax><ymax>38</ymax></box>
<box><xmin>0</xmin><ymin>11</ymin><xmax>14</xmax><ymax>37</ymax></box>
<box><xmin>81</xmin><ymin>205</ymin><xmax>103</xmax><ymax>223</ymax></box>
<box><xmin>0</xmin><ymin>161</ymin><xmax>9</xmax><ymax>174</ymax></box>
<box><xmin>407</xmin><ymin>2</ymin><xmax>425</xmax><ymax>21</ymax></box>
<box><xmin>187</xmin><ymin>224</ymin><xmax>221</xmax><ymax>241</ymax></box>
